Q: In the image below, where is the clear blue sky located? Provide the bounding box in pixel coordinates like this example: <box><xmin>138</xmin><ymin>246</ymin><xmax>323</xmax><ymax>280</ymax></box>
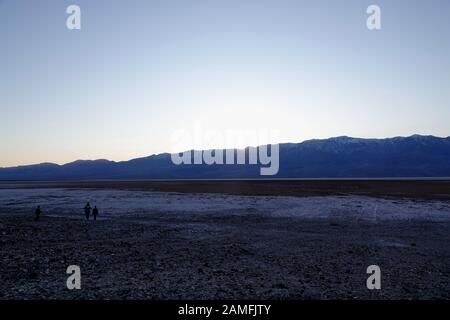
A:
<box><xmin>1</xmin><ymin>0</ymin><xmax>449</xmax><ymax>167</ymax></box>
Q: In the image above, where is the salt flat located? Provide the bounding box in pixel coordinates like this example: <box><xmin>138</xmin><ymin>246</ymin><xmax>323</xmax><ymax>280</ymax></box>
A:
<box><xmin>0</xmin><ymin>188</ymin><xmax>449</xmax><ymax>299</ymax></box>
<box><xmin>0</xmin><ymin>188</ymin><xmax>449</xmax><ymax>221</ymax></box>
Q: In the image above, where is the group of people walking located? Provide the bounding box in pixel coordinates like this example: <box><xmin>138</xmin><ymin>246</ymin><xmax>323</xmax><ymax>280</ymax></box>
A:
<box><xmin>34</xmin><ymin>202</ymin><xmax>100</xmax><ymax>221</ymax></box>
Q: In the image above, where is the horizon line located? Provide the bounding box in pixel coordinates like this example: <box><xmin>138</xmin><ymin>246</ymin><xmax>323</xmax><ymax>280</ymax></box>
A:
<box><xmin>1</xmin><ymin>133</ymin><xmax>449</xmax><ymax>169</ymax></box>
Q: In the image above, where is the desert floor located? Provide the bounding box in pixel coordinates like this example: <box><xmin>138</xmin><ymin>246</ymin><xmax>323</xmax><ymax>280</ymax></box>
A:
<box><xmin>0</xmin><ymin>183</ymin><xmax>449</xmax><ymax>299</ymax></box>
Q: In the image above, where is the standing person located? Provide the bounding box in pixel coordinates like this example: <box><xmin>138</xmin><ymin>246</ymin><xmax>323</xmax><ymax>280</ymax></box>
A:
<box><xmin>92</xmin><ymin>206</ymin><xmax>99</xmax><ymax>221</ymax></box>
<box><xmin>84</xmin><ymin>202</ymin><xmax>91</xmax><ymax>220</ymax></box>
<box><xmin>34</xmin><ymin>206</ymin><xmax>42</xmax><ymax>221</ymax></box>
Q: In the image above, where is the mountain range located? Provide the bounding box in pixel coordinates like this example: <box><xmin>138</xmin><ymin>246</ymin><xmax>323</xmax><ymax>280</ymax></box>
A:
<box><xmin>1</xmin><ymin>135</ymin><xmax>450</xmax><ymax>180</ymax></box>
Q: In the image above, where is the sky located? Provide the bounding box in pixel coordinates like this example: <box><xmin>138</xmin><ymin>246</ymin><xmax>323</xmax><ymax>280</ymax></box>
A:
<box><xmin>1</xmin><ymin>0</ymin><xmax>450</xmax><ymax>167</ymax></box>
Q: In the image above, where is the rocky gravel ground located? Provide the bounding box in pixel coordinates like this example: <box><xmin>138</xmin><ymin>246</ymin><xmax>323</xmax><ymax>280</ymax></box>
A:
<box><xmin>1</xmin><ymin>209</ymin><xmax>449</xmax><ymax>299</ymax></box>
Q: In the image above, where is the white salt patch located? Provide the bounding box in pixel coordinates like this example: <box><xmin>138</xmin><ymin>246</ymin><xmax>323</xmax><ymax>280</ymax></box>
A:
<box><xmin>0</xmin><ymin>188</ymin><xmax>449</xmax><ymax>222</ymax></box>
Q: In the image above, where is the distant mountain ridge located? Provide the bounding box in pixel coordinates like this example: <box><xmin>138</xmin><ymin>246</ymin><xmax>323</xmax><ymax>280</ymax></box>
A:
<box><xmin>1</xmin><ymin>135</ymin><xmax>450</xmax><ymax>180</ymax></box>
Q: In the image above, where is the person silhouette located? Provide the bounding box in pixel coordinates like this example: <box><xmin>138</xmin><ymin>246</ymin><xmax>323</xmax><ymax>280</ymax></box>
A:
<box><xmin>92</xmin><ymin>206</ymin><xmax>99</xmax><ymax>221</ymax></box>
<box><xmin>84</xmin><ymin>202</ymin><xmax>91</xmax><ymax>220</ymax></box>
<box><xmin>34</xmin><ymin>206</ymin><xmax>42</xmax><ymax>221</ymax></box>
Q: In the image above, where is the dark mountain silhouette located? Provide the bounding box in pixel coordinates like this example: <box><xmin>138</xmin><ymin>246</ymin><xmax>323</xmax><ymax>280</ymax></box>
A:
<box><xmin>1</xmin><ymin>135</ymin><xmax>450</xmax><ymax>180</ymax></box>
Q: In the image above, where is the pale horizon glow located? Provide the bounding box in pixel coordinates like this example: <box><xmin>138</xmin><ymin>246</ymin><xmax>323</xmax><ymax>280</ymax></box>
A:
<box><xmin>1</xmin><ymin>0</ymin><xmax>450</xmax><ymax>167</ymax></box>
